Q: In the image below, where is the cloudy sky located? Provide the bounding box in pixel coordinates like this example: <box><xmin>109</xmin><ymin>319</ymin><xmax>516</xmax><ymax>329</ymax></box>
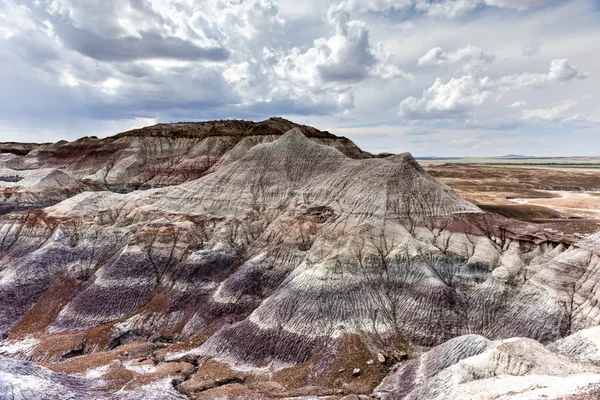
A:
<box><xmin>0</xmin><ymin>0</ymin><xmax>598</xmax><ymax>156</ymax></box>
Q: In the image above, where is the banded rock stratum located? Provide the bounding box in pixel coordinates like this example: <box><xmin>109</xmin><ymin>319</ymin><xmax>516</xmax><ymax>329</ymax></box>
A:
<box><xmin>0</xmin><ymin>118</ymin><xmax>599</xmax><ymax>399</ymax></box>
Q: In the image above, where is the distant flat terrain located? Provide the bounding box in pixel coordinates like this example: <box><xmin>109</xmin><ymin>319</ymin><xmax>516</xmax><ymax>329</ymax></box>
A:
<box><xmin>422</xmin><ymin>160</ymin><xmax>600</xmax><ymax>232</ymax></box>
<box><xmin>417</xmin><ymin>156</ymin><xmax>600</xmax><ymax>167</ymax></box>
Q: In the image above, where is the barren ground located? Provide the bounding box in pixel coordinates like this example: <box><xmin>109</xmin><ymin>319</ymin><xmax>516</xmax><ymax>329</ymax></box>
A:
<box><xmin>422</xmin><ymin>163</ymin><xmax>600</xmax><ymax>235</ymax></box>
<box><xmin>2</xmin><ymin>126</ymin><xmax>600</xmax><ymax>399</ymax></box>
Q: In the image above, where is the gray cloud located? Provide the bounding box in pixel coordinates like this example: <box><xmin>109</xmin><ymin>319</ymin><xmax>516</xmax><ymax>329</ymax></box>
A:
<box><xmin>522</xmin><ymin>41</ymin><xmax>541</xmax><ymax>57</ymax></box>
<box><xmin>53</xmin><ymin>25</ymin><xmax>230</xmax><ymax>62</ymax></box>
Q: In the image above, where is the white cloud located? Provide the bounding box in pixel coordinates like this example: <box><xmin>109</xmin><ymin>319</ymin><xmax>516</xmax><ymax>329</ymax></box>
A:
<box><xmin>271</xmin><ymin>4</ymin><xmax>406</xmax><ymax>86</ymax></box>
<box><xmin>100</xmin><ymin>78</ymin><xmax>121</xmax><ymax>95</ymax></box>
<box><xmin>418</xmin><ymin>47</ymin><xmax>446</xmax><ymax>66</ymax></box>
<box><xmin>510</xmin><ymin>101</ymin><xmax>527</xmax><ymax>108</ymax></box>
<box><xmin>222</xmin><ymin>62</ymin><xmax>251</xmax><ymax>89</ymax></box>
<box><xmin>259</xmin><ymin>2</ymin><xmax>409</xmax><ymax>112</ymax></box>
<box><xmin>400</xmin><ymin>59</ymin><xmax>586</xmax><ymax>120</ymax></box>
<box><xmin>418</xmin><ymin>44</ymin><xmax>495</xmax><ymax>66</ymax></box>
<box><xmin>59</xmin><ymin>71</ymin><xmax>80</xmax><ymax>87</ymax></box>
<box><xmin>548</xmin><ymin>58</ymin><xmax>586</xmax><ymax>81</ymax></box>
<box><xmin>45</xmin><ymin>0</ymin><xmax>228</xmax><ymax>56</ymax></box>
<box><xmin>487</xmin><ymin>59</ymin><xmax>585</xmax><ymax>91</ymax></box>
<box><xmin>345</xmin><ymin>0</ymin><xmax>414</xmax><ymax>12</ymax></box>
<box><xmin>562</xmin><ymin>113</ymin><xmax>600</xmax><ymax>125</ymax></box>
<box><xmin>399</xmin><ymin>75</ymin><xmax>492</xmax><ymax>119</ymax></box>
<box><xmin>417</xmin><ymin>0</ymin><xmax>480</xmax><ymax>18</ymax></box>
<box><xmin>521</xmin><ymin>100</ymin><xmax>577</xmax><ymax>120</ymax></box>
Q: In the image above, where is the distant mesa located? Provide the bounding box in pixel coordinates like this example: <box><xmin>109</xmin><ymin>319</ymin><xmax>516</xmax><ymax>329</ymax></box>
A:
<box><xmin>497</xmin><ymin>154</ymin><xmax>528</xmax><ymax>158</ymax></box>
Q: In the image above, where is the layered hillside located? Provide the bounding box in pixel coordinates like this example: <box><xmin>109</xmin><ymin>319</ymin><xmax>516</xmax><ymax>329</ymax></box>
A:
<box><xmin>0</xmin><ymin>120</ymin><xmax>599</xmax><ymax>399</ymax></box>
<box><xmin>0</xmin><ymin>117</ymin><xmax>369</xmax><ymax>214</ymax></box>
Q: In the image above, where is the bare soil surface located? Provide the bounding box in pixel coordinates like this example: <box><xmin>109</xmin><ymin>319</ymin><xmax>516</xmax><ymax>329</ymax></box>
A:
<box><xmin>424</xmin><ymin>164</ymin><xmax>600</xmax><ymax>233</ymax></box>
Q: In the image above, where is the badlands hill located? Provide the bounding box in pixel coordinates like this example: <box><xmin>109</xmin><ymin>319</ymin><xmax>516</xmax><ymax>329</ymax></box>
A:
<box><xmin>0</xmin><ymin>118</ymin><xmax>369</xmax><ymax>215</ymax></box>
<box><xmin>0</xmin><ymin>118</ymin><xmax>599</xmax><ymax>399</ymax></box>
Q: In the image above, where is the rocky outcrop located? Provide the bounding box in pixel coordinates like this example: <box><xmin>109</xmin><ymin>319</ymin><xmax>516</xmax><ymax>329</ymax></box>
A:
<box><xmin>374</xmin><ymin>331</ymin><xmax>600</xmax><ymax>400</ymax></box>
<box><xmin>549</xmin><ymin>326</ymin><xmax>600</xmax><ymax>365</ymax></box>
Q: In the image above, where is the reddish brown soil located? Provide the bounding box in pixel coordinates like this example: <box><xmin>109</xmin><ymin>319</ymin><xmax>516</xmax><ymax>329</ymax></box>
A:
<box><xmin>8</xmin><ymin>273</ymin><xmax>81</xmax><ymax>340</ymax></box>
<box><xmin>42</xmin><ymin>343</ymin><xmax>157</xmax><ymax>375</ymax></box>
<box><xmin>28</xmin><ymin>322</ymin><xmax>118</xmax><ymax>362</ymax></box>
<box><xmin>178</xmin><ymin>360</ymin><xmax>245</xmax><ymax>396</ymax></box>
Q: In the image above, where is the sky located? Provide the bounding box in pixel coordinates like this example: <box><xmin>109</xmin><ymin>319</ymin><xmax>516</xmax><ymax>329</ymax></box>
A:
<box><xmin>0</xmin><ymin>0</ymin><xmax>598</xmax><ymax>156</ymax></box>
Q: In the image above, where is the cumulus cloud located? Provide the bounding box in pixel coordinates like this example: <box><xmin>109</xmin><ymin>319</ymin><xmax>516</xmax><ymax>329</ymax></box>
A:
<box><xmin>511</xmin><ymin>101</ymin><xmax>527</xmax><ymax>108</ymax></box>
<box><xmin>45</xmin><ymin>0</ymin><xmax>231</xmax><ymax>62</ymax></box>
<box><xmin>488</xmin><ymin>59</ymin><xmax>585</xmax><ymax>90</ymax></box>
<box><xmin>315</xmin><ymin>14</ymin><xmax>376</xmax><ymax>81</ymax></box>
<box><xmin>0</xmin><ymin>0</ymin><xmax>327</xmax><ymax>120</ymax></box>
<box><xmin>548</xmin><ymin>59</ymin><xmax>586</xmax><ymax>81</ymax></box>
<box><xmin>272</xmin><ymin>4</ymin><xmax>407</xmax><ymax>85</ymax></box>
<box><xmin>259</xmin><ymin>2</ymin><xmax>409</xmax><ymax>112</ymax></box>
<box><xmin>521</xmin><ymin>100</ymin><xmax>577</xmax><ymax>120</ymax></box>
<box><xmin>398</xmin><ymin>75</ymin><xmax>492</xmax><ymax>119</ymax></box>
<box><xmin>418</xmin><ymin>45</ymin><xmax>495</xmax><ymax>66</ymax></box>
<box><xmin>400</xmin><ymin>59</ymin><xmax>585</xmax><ymax>120</ymax></box>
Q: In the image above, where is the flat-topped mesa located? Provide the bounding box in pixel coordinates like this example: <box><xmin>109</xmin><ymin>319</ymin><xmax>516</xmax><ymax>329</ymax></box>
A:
<box><xmin>115</xmin><ymin>117</ymin><xmax>339</xmax><ymax>139</ymax></box>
